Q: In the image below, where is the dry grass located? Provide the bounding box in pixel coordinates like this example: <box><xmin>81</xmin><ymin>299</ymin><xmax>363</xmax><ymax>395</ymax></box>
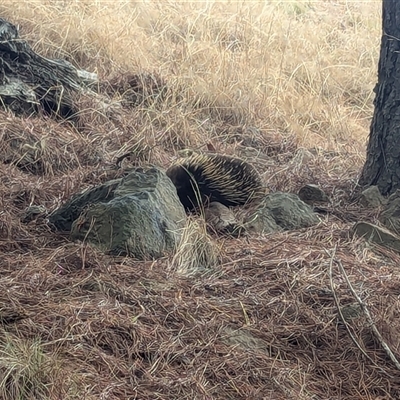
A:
<box><xmin>170</xmin><ymin>217</ymin><xmax>220</xmax><ymax>277</ymax></box>
<box><xmin>2</xmin><ymin>1</ymin><xmax>399</xmax><ymax>399</ymax></box>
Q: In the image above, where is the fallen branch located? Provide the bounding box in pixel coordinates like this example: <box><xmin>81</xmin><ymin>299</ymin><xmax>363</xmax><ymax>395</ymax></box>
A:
<box><xmin>0</xmin><ymin>17</ymin><xmax>97</xmax><ymax>119</ymax></box>
<box><xmin>336</xmin><ymin>256</ymin><xmax>400</xmax><ymax>372</ymax></box>
<box><xmin>327</xmin><ymin>247</ymin><xmax>388</xmax><ymax>376</ymax></box>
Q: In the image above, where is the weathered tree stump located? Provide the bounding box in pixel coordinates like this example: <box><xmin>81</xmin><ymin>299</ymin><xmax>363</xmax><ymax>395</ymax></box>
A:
<box><xmin>0</xmin><ymin>18</ymin><xmax>97</xmax><ymax>120</ymax></box>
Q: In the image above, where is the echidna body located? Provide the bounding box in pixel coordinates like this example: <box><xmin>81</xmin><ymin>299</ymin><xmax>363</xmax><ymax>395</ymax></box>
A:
<box><xmin>166</xmin><ymin>153</ymin><xmax>264</xmax><ymax>211</ymax></box>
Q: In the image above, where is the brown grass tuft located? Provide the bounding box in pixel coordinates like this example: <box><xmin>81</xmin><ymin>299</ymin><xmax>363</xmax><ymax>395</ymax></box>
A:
<box><xmin>0</xmin><ymin>333</ymin><xmax>68</xmax><ymax>400</ymax></box>
<box><xmin>170</xmin><ymin>217</ymin><xmax>220</xmax><ymax>277</ymax></box>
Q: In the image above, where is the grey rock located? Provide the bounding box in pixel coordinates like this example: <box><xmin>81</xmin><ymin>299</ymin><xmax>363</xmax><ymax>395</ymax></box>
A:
<box><xmin>49</xmin><ymin>178</ymin><xmax>120</xmax><ymax>232</ymax></box>
<box><xmin>246</xmin><ymin>192</ymin><xmax>320</xmax><ymax>234</ymax></box>
<box><xmin>244</xmin><ymin>208</ymin><xmax>282</xmax><ymax>234</ymax></box>
<box><xmin>20</xmin><ymin>205</ymin><xmax>47</xmax><ymax>223</ymax></box>
<box><xmin>359</xmin><ymin>186</ymin><xmax>385</xmax><ymax>208</ymax></box>
<box><xmin>352</xmin><ymin>221</ymin><xmax>400</xmax><ymax>253</ymax></box>
<box><xmin>380</xmin><ymin>189</ymin><xmax>400</xmax><ymax>235</ymax></box>
<box><xmin>222</xmin><ymin>327</ymin><xmax>269</xmax><ymax>352</ymax></box>
<box><xmin>298</xmin><ymin>184</ymin><xmax>330</xmax><ymax>205</ymax></box>
<box><xmin>50</xmin><ymin>166</ymin><xmax>186</xmax><ymax>259</ymax></box>
<box><xmin>340</xmin><ymin>303</ymin><xmax>363</xmax><ymax>322</ymax></box>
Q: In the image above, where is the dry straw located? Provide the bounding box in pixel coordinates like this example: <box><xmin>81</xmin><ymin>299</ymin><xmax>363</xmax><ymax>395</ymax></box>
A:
<box><xmin>170</xmin><ymin>217</ymin><xmax>220</xmax><ymax>277</ymax></box>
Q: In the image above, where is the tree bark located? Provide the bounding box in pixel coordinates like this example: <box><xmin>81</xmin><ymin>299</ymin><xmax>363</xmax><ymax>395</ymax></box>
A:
<box><xmin>359</xmin><ymin>0</ymin><xmax>400</xmax><ymax>195</ymax></box>
<box><xmin>0</xmin><ymin>18</ymin><xmax>97</xmax><ymax>120</ymax></box>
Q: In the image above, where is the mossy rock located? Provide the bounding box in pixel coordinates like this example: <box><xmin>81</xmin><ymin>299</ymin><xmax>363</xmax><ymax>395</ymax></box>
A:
<box><xmin>245</xmin><ymin>192</ymin><xmax>320</xmax><ymax>234</ymax></box>
<box><xmin>50</xmin><ymin>167</ymin><xmax>186</xmax><ymax>259</ymax></box>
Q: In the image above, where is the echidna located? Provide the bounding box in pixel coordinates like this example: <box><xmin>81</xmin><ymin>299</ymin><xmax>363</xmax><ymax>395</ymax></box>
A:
<box><xmin>166</xmin><ymin>153</ymin><xmax>265</xmax><ymax>211</ymax></box>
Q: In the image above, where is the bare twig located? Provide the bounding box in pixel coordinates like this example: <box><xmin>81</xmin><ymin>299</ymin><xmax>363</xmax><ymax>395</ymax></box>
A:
<box><xmin>337</xmin><ymin>259</ymin><xmax>400</xmax><ymax>372</ymax></box>
<box><xmin>327</xmin><ymin>247</ymin><xmax>388</xmax><ymax>376</ymax></box>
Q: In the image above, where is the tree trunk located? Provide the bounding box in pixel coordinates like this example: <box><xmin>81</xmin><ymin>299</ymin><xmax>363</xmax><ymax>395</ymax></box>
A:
<box><xmin>359</xmin><ymin>0</ymin><xmax>400</xmax><ymax>195</ymax></box>
<box><xmin>0</xmin><ymin>18</ymin><xmax>97</xmax><ymax>120</ymax></box>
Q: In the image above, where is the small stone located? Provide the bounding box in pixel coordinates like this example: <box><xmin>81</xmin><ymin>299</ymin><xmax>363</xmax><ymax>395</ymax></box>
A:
<box><xmin>359</xmin><ymin>186</ymin><xmax>385</xmax><ymax>208</ymax></box>
<box><xmin>298</xmin><ymin>184</ymin><xmax>330</xmax><ymax>205</ymax></box>
<box><xmin>222</xmin><ymin>327</ymin><xmax>269</xmax><ymax>351</ymax></box>
<box><xmin>380</xmin><ymin>189</ymin><xmax>400</xmax><ymax>235</ymax></box>
<box><xmin>245</xmin><ymin>192</ymin><xmax>320</xmax><ymax>234</ymax></box>
<box><xmin>244</xmin><ymin>210</ymin><xmax>281</xmax><ymax>234</ymax></box>
<box><xmin>20</xmin><ymin>205</ymin><xmax>47</xmax><ymax>223</ymax></box>
<box><xmin>340</xmin><ymin>303</ymin><xmax>363</xmax><ymax>322</ymax></box>
<box><xmin>352</xmin><ymin>221</ymin><xmax>400</xmax><ymax>253</ymax></box>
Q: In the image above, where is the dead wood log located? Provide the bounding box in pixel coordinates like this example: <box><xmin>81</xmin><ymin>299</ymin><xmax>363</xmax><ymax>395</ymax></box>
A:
<box><xmin>0</xmin><ymin>18</ymin><xmax>98</xmax><ymax>120</ymax></box>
